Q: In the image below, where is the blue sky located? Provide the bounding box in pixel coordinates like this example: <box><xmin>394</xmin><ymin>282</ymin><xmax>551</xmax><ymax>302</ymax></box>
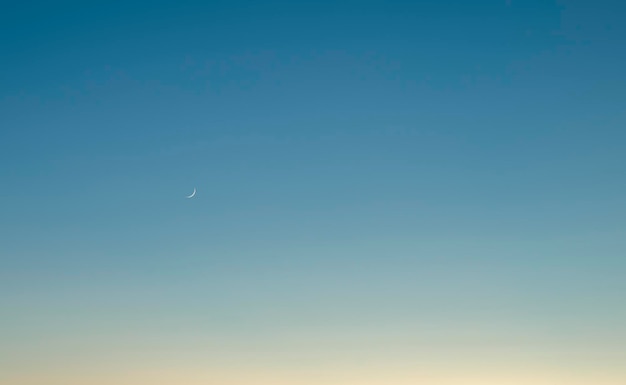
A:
<box><xmin>1</xmin><ymin>1</ymin><xmax>626</xmax><ymax>384</ymax></box>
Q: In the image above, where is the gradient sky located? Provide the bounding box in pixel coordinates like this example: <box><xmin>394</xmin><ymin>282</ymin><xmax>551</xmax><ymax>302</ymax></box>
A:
<box><xmin>1</xmin><ymin>1</ymin><xmax>626</xmax><ymax>384</ymax></box>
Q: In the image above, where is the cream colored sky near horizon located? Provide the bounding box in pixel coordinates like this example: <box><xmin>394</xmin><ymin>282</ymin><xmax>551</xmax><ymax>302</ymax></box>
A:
<box><xmin>3</xmin><ymin>341</ymin><xmax>625</xmax><ymax>385</ymax></box>
<box><xmin>3</xmin><ymin>364</ymin><xmax>626</xmax><ymax>385</ymax></box>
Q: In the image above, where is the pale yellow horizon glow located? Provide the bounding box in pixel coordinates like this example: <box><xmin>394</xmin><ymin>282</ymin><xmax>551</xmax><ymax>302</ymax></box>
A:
<box><xmin>3</xmin><ymin>359</ymin><xmax>626</xmax><ymax>385</ymax></box>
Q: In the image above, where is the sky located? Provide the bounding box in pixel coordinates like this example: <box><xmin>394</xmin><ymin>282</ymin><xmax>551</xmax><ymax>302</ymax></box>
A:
<box><xmin>1</xmin><ymin>0</ymin><xmax>626</xmax><ymax>384</ymax></box>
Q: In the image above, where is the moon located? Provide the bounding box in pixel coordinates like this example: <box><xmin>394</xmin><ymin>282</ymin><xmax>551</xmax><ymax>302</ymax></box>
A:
<box><xmin>186</xmin><ymin>188</ymin><xmax>196</xmax><ymax>198</ymax></box>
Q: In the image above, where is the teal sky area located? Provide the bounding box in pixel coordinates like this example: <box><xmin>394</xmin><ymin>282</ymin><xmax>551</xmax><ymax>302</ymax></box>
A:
<box><xmin>1</xmin><ymin>1</ymin><xmax>626</xmax><ymax>383</ymax></box>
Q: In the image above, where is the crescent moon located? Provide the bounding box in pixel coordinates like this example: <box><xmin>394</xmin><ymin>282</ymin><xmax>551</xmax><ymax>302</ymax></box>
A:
<box><xmin>186</xmin><ymin>188</ymin><xmax>196</xmax><ymax>198</ymax></box>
